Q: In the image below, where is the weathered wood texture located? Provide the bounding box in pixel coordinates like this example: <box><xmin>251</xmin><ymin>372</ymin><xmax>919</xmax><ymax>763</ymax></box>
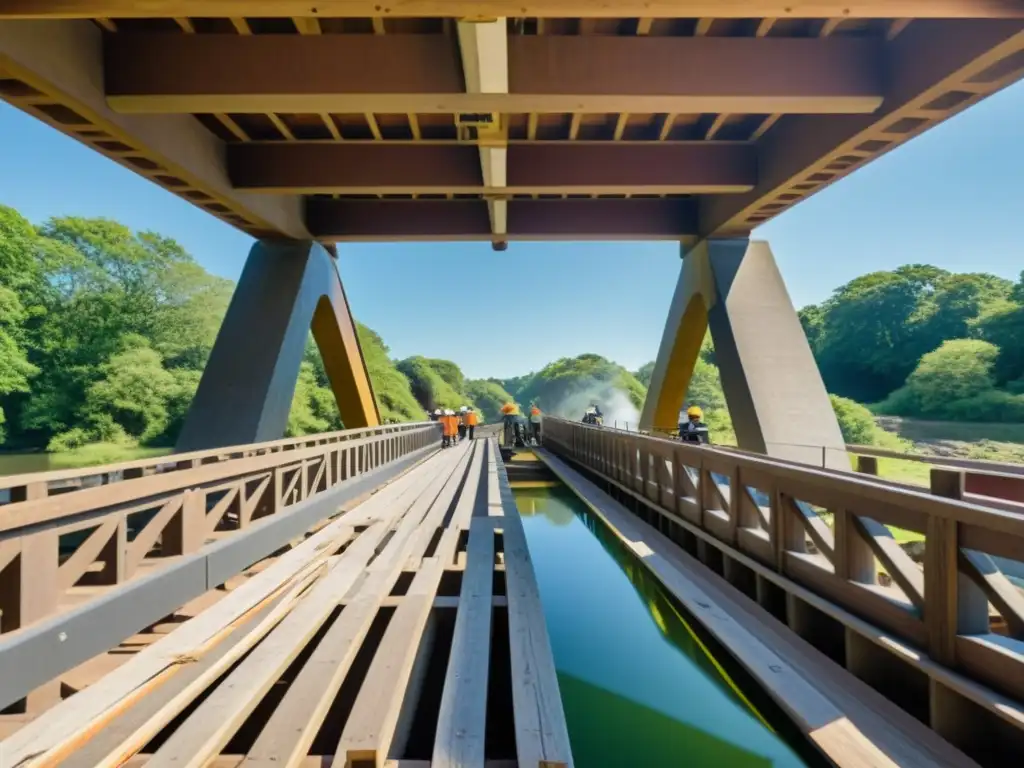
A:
<box><xmin>541</xmin><ymin>418</ymin><xmax>1024</xmax><ymax>765</ymax></box>
<box><xmin>0</xmin><ymin>423</ymin><xmax>438</xmax><ymax>630</ymax></box>
<box><xmin>0</xmin><ymin>439</ymin><xmax>572</xmax><ymax>768</ymax></box>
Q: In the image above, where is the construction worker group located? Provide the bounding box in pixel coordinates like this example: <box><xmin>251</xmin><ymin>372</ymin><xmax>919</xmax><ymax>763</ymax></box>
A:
<box><xmin>429</xmin><ymin>406</ymin><xmax>479</xmax><ymax>448</ymax></box>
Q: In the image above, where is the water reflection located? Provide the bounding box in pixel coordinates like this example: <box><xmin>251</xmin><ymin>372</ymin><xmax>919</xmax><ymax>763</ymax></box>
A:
<box><xmin>514</xmin><ymin>485</ymin><xmax>807</xmax><ymax>767</ymax></box>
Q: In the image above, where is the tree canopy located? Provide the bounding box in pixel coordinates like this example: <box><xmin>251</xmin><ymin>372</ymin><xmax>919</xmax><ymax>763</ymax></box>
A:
<box><xmin>2</xmin><ymin>203</ymin><xmax>1022</xmax><ymax>461</ymax></box>
<box><xmin>801</xmin><ymin>265</ymin><xmax>1024</xmax><ymax>419</ymax></box>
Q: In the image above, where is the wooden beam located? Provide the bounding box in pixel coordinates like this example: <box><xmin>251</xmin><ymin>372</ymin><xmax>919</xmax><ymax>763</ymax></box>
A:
<box><xmin>293</xmin><ymin>16</ymin><xmax>321</xmax><ymax>33</ymax></box>
<box><xmin>104</xmin><ymin>34</ymin><xmax>886</xmax><ymax>116</ymax></box>
<box><xmin>321</xmin><ymin>112</ymin><xmax>342</xmax><ymax>140</ymax></box>
<box><xmin>700</xmin><ymin>18</ymin><xmax>1024</xmax><ymax>237</ymax></box>
<box><xmin>227</xmin><ymin>142</ymin><xmax>757</xmax><ymax>195</ymax></box>
<box><xmin>888</xmin><ymin>18</ymin><xmax>913</xmax><ymax>39</ymax></box>
<box><xmin>457</xmin><ymin>17</ymin><xmax>508</xmax><ymax>240</ymax></box>
<box><xmin>267</xmin><ymin>113</ymin><xmax>295</xmax><ymax>140</ymax></box>
<box><xmin>568</xmin><ymin>112</ymin><xmax>581</xmax><ymax>139</ymax></box>
<box><xmin>705</xmin><ymin>113</ymin><xmax>729</xmax><ymax>139</ymax></box>
<box><xmin>6</xmin><ymin>2</ymin><xmax>1024</xmax><ymax>19</ymax></box>
<box><xmin>613</xmin><ymin>112</ymin><xmax>629</xmax><ymax>140</ymax></box>
<box><xmin>305</xmin><ymin>198</ymin><xmax>699</xmax><ymax>241</ymax></box>
<box><xmin>0</xmin><ymin>18</ymin><xmax>306</xmax><ymax>238</ymax></box>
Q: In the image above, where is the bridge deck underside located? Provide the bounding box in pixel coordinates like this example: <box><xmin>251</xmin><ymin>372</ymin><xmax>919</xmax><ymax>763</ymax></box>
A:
<box><xmin>0</xmin><ymin>439</ymin><xmax>571</xmax><ymax>768</ymax></box>
<box><xmin>0</xmin><ymin>6</ymin><xmax>1022</xmax><ymax>247</ymax></box>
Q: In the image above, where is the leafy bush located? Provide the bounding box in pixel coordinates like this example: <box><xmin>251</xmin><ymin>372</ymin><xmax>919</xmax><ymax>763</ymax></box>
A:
<box><xmin>830</xmin><ymin>395</ymin><xmax>879</xmax><ymax>444</ymax></box>
<box><xmin>465</xmin><ymin>379</ymin><xmax>517</xmax><ymax>423</ymax></box>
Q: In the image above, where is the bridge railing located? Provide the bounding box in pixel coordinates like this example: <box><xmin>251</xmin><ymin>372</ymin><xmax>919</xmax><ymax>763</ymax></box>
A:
<box><xmin>632</xmin><ymin>421</ymin><xmax>1024</xmax><ymax>506</ymax></box>
<box><xmin>542</xmin><ymin>417</ymin><xmax>1024</xmax><ymax>719</ymax></box>
<box><xmin>0</xmin><ymin>422</ymin><xmax>438</xmax><ymax>638</ymax></box>
<box><xmin>0</xmin><ymin>422</ymin><xmax>435</xmax><ymax>505</ymax></box>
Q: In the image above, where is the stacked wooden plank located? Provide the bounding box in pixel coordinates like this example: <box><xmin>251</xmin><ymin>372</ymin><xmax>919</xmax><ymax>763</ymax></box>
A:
<box><xmin>0</xmin><ymin>439</ymin><xmax>572</xmax><ymax>768</ymax></box>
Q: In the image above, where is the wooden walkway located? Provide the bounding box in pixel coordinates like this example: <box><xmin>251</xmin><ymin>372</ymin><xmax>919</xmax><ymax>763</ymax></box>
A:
<box><xmin>0</xmin><ymin>439</ymin><xmax>572</xmax><ymax>768</ymax></box>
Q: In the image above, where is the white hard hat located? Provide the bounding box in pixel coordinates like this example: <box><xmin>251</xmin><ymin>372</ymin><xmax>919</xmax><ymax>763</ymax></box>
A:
<box><xmin>447</xmin><ymin>409</ymin><xmax>455</xmax><ymax>415</ymax></box>
<box><xmin>434</xmin><ymin>409</ymin><xmax>442</xmax><ymax>415</ymax></box>
<box><xmin>460</xmin><ymin>406</ymin><xmax>467</xmax><ymax>412</ymax></box>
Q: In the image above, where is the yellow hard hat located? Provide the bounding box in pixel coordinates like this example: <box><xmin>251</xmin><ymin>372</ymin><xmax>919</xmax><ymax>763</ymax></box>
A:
<box><xmin>686</xmin><ymin>406</ymin><xmax>703</xmax><ymax>419</ymax></box>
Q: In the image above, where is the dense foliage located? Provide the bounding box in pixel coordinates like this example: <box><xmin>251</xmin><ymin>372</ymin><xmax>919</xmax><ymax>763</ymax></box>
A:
<box><xmin>2</xmin><ymin>204</ymin><xmax>1022</xmax><ymax>460</ymax></box>
<box><xmin>0</xmin><ymin>206</ymin><xmax>430</xmax><ymax>450</ymax></box>
<box><xmin>800</xmin><ymin>265</ymin><xmax>1024</xmax><ymax>418</ymax></box>
<box><xmin>503</xmin><ymin>353</ymin><xmax>646</xmax><ymax>418</ymax></box>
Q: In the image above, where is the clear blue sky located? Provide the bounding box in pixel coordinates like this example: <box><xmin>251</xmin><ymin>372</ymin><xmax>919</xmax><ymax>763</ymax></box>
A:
<box><xmin>1</xmin><ymin>81</ymin><xmax>1022</xmax><ymax>380</ymax></box>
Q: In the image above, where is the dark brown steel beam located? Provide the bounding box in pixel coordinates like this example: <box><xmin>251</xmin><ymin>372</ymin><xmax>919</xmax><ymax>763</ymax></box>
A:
<box><xmin>6</xmin><ymin>1</ymin><xmax>1024</xmax><ymax>20</ymax></box>
<box><xmin>701</xmin><ymin>19</ymin><xmax>1024</xmax><ymax>236</ymax></box>
<box><xmin>228</xmin><ymin>142</ymin><xmax>757</xmax><ymax>195</ymax></box>
<box><xmin>105</xmin><ymin>34</ymin><xmax>884</xmax><ymax>115</ymax></box>
<box><xmin>306</xmin><ymin>198</ymin><xmax>698</xmax><ymax>241</ymax></box>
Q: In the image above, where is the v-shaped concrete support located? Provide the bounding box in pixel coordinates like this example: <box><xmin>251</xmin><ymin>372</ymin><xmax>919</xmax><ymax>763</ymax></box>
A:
<box><xmin>176</xmin><ymin>240</ymin><xmax>379</xmax><ymax>451</ymax></box>
<box><xmin>640</xmin><ymin>238</ymin><xmax>847</xmax><ymax>469</ymax></box>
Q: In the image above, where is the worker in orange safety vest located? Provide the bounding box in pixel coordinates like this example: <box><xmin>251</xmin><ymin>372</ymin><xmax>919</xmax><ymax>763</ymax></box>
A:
<box><xmin>464</xmin><ymin>407</ymin><xmax>479</xmax><ymax>440</ymax></box>
<box><xmin>441</xmin><ymin>409</ymin><xmax>458</xmax><ymax>448</ymax></box>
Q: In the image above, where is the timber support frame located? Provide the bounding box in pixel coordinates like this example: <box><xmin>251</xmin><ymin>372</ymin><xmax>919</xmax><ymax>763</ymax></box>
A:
<box><xmin>641</xmin><ymin>238</ymin><xmax>847</xmax><ymax>469</ymax></box>
<box><xmin>177</xmin><ymin>240</ymin><xmax>379</xmax><ymax>452</ymax></box>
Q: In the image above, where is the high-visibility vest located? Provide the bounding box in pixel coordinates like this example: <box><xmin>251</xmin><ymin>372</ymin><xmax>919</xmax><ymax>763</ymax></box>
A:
<box><xmin>442</xmin><ymin>415</ymin><xmax>457</xmax><ymax>436</ymax></box>
<box><xmin>466</xmin><ymin>411</ymin><xmax>479</xmax><ymax>426</ymax></box>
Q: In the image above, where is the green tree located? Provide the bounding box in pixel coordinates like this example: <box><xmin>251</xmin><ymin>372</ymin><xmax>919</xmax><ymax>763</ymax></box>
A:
<box><xmin>356</xmin><ymin>324</ymin><xmax>423</xmax><ymax>422</ymax></box>
<box><xmin>829</xmin><ymin>395</ymin><xmax>878</xmax><ymax>445</ymax></box>
<box><xmin>286</xmin><ymin>361</ymin><xmax>332</xmax><ymax>437</ymax></box>
<box><xmin>0</xmin><ymin>288</ymin><xmax>37</xmax><ymax>442</ymax></box>
<box><xmin>465</xmin><ymin>379</ymin><xmax>517</xmax><ymax>422</ymax></box>
<box><xmin>879</xmin><ymin>339</ymin><xmax>999</xmax><ymax>418</ymax></box>
<box><xmin>634</xmin><ymin>361</ymin><xmax>655</xmax><ymax>388</ymax></box>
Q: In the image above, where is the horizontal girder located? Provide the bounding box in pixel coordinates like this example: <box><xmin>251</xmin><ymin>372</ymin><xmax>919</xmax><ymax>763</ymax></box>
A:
<box><xmin>305</xmin><ymin>198</ymin><xmax>698</xmax><ymax>241</ymax></box>
<box><xmin>2</xmin><ymin>13</ymin><xmax>1023</xmax><ymax>244</ymax></box>
<box><xmin>227</xmin><ymin>143</ymin><xmax>757</xmax><ymax>195</ymax></box>
<box><xmin>4</xmin><ymin>1</ymin><xmax>1024</xmax><ymax>19</ymax></box>
<box><xmin>105</xmin><ymin>34</ymin><xmax>884</xmax><ymax>116</ymax></box>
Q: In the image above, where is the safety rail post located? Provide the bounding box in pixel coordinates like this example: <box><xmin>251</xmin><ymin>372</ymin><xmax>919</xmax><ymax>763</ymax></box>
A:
<box><xmin>856</xmin><ymin>455</ymin><xmax>879</xmax><ymax>476</ymax></box>
<box><xmin>927</xmin><ymin>469</ymin><xmax>989</xmax><ymax>667</ymax></box>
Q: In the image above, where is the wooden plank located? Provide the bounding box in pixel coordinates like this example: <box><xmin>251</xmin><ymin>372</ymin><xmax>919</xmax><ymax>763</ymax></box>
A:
<box><xmin>495</xmin><ymin>451</ymin><xmax>573</xmax><ymax>768</ymax></box>
<box><xmin>240</xmin><ymin>451</ymin><xmax>465</xmax><ymax>768</ymax></box>
<box><xmin>146</xmin><ymin>521</ymin><xmax>396</xmax><ymax>767</ymax></box>
<box><xmin>0</xmin><ymin>454</ymin><xmax>437</xmax><ymax>766</ymax></box>
<box><xmin>57</xmin><ymin>517</ymin><xmax>120</xmax><ymax>590</ymax></box>
<box><xmin>57</xmin><ymin>568</ymin><xmax>323</xmax><ymax>768</ymax></box>
<box><xmin>338</xmin><ymin>558</ymin><xmax>446</xmax><ymax>766</ymax></box>
<box><xmin>432</xmin><ymin>521</ymin><xmax>495</xmax><ymax>767</ymax></box>
<box><xmin>852</xmin><ymin>515</ymin><xmax>925</xmax><ymax>610</ymax></box>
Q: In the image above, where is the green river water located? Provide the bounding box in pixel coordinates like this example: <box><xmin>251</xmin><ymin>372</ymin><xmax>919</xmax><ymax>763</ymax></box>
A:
<box><xmin>514</xmin><ymin>484</ymin><xmax>817</xmax><ymax>768</ymax></box>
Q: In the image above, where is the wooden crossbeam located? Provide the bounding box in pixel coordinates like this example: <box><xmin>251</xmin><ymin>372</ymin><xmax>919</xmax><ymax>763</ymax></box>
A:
<box><xmin>700</xmin><ymin>19</ymin><xmax>1024</xmax><ymax>237</ymax></box>
<box><xmin>305</xmin><ymin>197</ymin><xmax>699</xmax><ymax>241</ymax></box>
<box><xmin>104</xmin><ymin>34</ymin><xmax>885</xmax><ymax>116</ymax></box>
<box><xmin>227</xmin><ymin>142</ymin><xmax>756</xmax><ymax>195</ymax></box>
<box><xmin>5</xmin><ymin>2</ymin><xmax>1024</xmax><ymax>18</ymax></box>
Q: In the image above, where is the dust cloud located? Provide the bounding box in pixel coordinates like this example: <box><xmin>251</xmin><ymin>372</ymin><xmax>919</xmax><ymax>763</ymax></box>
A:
<box><xmin>544</xmin><ymin>380</ymin><xmax>641</xmax><ymax>429</ymax></box>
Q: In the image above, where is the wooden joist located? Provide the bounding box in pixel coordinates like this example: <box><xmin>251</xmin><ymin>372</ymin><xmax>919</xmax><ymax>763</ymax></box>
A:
<box><xmin>1</xmin><ymin>440</ymin><xmax>571</xmax><ymax>768</ymax></box>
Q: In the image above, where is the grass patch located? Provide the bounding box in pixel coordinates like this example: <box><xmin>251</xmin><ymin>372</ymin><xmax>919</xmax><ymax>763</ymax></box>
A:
<box><xmin>48</xmin><ymin>443</ymin><xmax>171</xmax><ymax>470</ymax></box>
<box><xmin>877</xmin><ymin>416</ymin><xmax>1024</xmax><ymax>445</ymax></box>
<box><xmin>817</xmin><ymin>510</ymin><xmax>924</xmax><ymax>545</ymax></box>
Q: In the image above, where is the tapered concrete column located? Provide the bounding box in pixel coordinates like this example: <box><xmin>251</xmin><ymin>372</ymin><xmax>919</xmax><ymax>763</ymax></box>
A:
<box><xmin>177</xmin><ymin>240</ymin><xmax>378</xmax><ymax>452</ymax></box>
<box><xmin>641</xmin><ymin>238</ymin><xmax>847</xmax><ymax>470</ymax></box>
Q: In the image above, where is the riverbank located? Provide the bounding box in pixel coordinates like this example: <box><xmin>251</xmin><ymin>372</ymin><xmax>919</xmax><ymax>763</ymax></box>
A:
<box><xmin>0</xmin><ymin>443</ymin><xmax>171</xmax><ymax>476</ymax></box>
